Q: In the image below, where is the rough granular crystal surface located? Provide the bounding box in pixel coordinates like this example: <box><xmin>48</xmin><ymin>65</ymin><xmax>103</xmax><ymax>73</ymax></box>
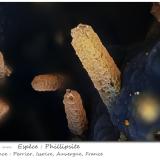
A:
<box><xmin>31</xmin><ymin>74</ymin><xmax>63</xmax><ymax>92</ymax></box>
<box><xmin>71</xmin><ymin>24</ymin><xmax>121</xmax><ymax>107</ymax></box>
<box><xmin>63</xmin><ymin>89</ymin><xmax>88</xmax><ymax>136</ymax></box>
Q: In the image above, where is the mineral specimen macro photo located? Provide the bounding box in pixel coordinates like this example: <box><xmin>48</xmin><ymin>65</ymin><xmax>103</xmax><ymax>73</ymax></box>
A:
<box><xmin>0</xmin><ymin>2</ymin><xmax>159</xmax><ymax>141</ymax></box>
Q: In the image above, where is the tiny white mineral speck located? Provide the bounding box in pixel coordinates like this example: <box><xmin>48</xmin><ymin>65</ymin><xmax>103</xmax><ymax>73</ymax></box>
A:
<box><xmin>145</xmin><ymin>52</ymin><xmax>149</xmax><ymax>56</ymax></box>
<box><xmin>134</xmin><ymin>91</ymin><xmax>140</xmax><ymax>95</ymax></box>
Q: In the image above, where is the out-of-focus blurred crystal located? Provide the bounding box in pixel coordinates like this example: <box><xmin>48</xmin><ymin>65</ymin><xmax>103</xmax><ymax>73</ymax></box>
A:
<box><xmin>0</xmin><ymin>51</ymin><xmax>12</xmax><ymax>78</ymax></box>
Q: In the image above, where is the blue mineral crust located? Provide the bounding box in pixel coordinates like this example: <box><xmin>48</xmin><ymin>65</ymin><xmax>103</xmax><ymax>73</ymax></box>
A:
<box><xmin>110</xmin><ymin>40</ymin><xmax>160</xmax><ymax>141</ymax></box>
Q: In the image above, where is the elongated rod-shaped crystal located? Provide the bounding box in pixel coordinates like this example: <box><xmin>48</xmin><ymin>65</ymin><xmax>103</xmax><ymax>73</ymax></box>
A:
<box><xmin>63</xmin><ymin>89</ymin><xmax>88</xmax><ymax>136</ymax></box>
<box><xmin>71</xmin><ymin>24</ymin><xmax>121</xmax><ymax>106</ymax></box>
<box><xmin>31</xmin><ymin>74</ymin><xmax>63</xmax><ymax>92</ymax></box>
